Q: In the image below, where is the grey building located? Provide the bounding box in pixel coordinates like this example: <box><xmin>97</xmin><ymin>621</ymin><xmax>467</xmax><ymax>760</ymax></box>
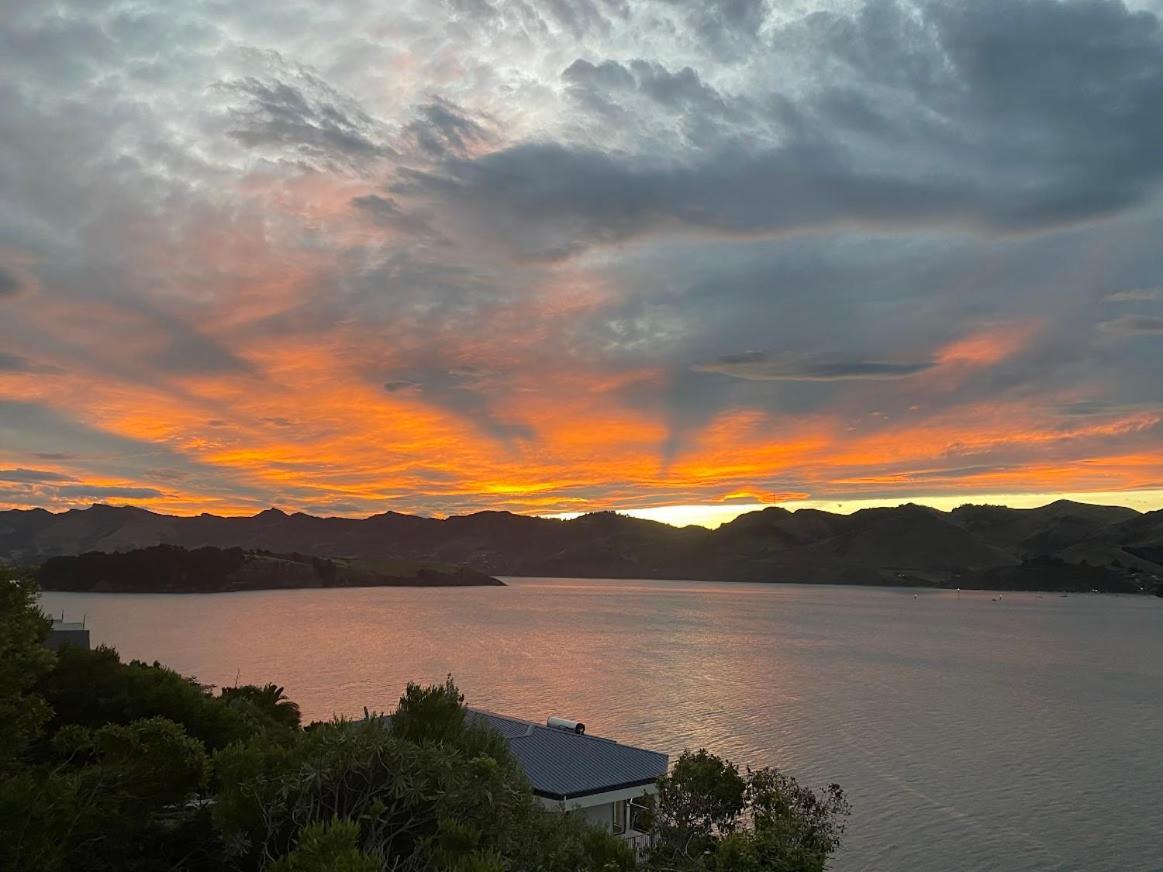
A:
<box><xmin>46</xmin><ymin>618</ymin><xmax>90</xmax><ymax>651</ymax></box>
<box><xmin>465</xmin><ymin>709</ymin><xmax>667</xmax><ymax>856</ymax></box>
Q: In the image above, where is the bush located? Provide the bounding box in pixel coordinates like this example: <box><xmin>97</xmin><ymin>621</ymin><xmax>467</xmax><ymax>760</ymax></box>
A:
<box><xmin>648</xmin><ymin>750</ymin><xmax>849</xmax><ymax>872</ymax></box>
<box><xmin>38</xmin><ymin>645</ymin><xmax>259</xmax><ymax>750</ymax></box>
<box><xmin>0</xmin><ymin>574</ymin><xmax>55</xmax><ymax>768</ymax></box>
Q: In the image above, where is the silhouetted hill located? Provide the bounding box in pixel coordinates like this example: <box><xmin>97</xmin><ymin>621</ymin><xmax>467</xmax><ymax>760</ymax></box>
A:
<box><xmin>950</xmin><ymin>500</ymin><xmax>1138</xmax><ymax>553</ymax></box>
<box><xmin>3</xmin><ymin>501</ymin><xmax>1161</xmax><ymax>592</ymax></box>
<box><xmin>954</xmin><ymin>555</ymin><xmax>1142</xmax><ymax>594</ymax></box>
<box><xmin>34</xmin><ymin>545</ymin><xmax>504</xmax><ymax>593</ymax></box>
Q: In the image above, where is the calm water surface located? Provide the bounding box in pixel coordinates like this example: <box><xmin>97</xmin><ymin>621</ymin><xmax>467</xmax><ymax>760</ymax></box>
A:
<box><xmin>40</xmin><ymin>580</ymin><xmax>1163</xmax><ymax>872</ymax></box>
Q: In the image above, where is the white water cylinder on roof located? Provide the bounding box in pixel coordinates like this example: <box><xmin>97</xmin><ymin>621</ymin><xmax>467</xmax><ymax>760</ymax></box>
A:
<box><xmin>547</xmin><ymin>716</ymin><xmax>585</xmax><ymax>734</ymax></box>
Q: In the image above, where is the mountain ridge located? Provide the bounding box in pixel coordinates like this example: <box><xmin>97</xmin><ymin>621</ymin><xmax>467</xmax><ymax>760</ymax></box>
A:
<box><xmin>4</xmin><ymin>500</ymin><xmax>1162</xmax><ymax>591</ymax></box>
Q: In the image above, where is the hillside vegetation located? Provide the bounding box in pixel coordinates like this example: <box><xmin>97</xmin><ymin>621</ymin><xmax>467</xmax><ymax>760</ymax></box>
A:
<box><xmin>34</xmin><ymin>544</ymin><xmax>503</xmax><ymax>592</ymax></box>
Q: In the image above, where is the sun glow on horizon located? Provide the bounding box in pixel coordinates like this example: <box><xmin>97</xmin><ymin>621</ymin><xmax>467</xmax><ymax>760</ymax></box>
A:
<box><xmin>548</xmin><ymin>489</ymin><xmax>1163</xmax><ymax>529</ymax></box>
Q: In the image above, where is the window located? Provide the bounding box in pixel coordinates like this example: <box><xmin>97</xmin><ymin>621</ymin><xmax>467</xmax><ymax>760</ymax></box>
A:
<box><xmin>612</xmin><ymin>800</ymin><xmax>626</xmax><ymax>835</ymax></box>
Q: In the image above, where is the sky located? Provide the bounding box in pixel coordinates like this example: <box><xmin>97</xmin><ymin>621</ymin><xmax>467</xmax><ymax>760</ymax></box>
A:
<box><xmin>3</xmin><ymin>0</ymin><xmax>1163</xmax><ymax>526</ymax></box>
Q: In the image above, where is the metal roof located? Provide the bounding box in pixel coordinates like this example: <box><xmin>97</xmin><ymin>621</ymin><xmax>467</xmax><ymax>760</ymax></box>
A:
<box><xmin>50</xmin><ymin>620</ymin><xmax>87</xmax><ymax>631</ymax></box>
<box><xmin>466</xmin><ymin>709</ymin><xmax>668</xmax><ymax>801</ymax></box>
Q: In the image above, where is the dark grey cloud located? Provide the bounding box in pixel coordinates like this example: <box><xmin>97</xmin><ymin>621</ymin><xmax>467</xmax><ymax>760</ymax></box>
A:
<box><xmin>220</xmin><ymin>62</ymin><xmax>394</xmax><ymax>171</ymax></box>
<box><xmin>1098</xmin><ymin>314</ymin><xmax>1163</xmax><ymax>336</ymax></box>
<box><xmin>0</xmin><ymin>351</ymin><xmax>34</xmax><ymax>372</ymax></box>
<box><xmin>351</xmin><ymin>194</ymin><xmax>440</xmax><ymax>238</ymax></box>
<box><xmin>334</xmin><ymin>248</ymin><xmax>512</xmax><ymax>327</ymax></box>
<box><xmin>56</xmin><ymin>485</ymin><xmax>165</xmax><ymax>500</ymax></box>
<box><xmin>0</xmin><ymin>351</ymin><xmax>60</xmax><ymax>374</ymax></box>
<box><xmin>383</xmin><ymin>379</ymin><xmax>420</xmax><ymax>393</ymax></box>
<box><xmin>0</xmin><ymin>265</ymin><xmax>23</xmax><ymax>298</ymax></box>
<box><xmin>563</xmin><ymin>58</ymin><xmax>738</xmax><ymax>122</ymax></box>
<box><xmin>405</xmin><ymin>98</ymin><xmax>489</xmax><ymax>159</ymax></box>
<box><xmin>1104</xmin><ymin>287</ymin><xmax>1163</xmax><ymax>302</ymax></box>
<box><xmin>406</xmin><ymin>140</ymin><xmax>978</xmax><ymax>260</ymax></box>
<box><xmin>0</xmin><ymin>468</ymin><xmax>76</xmax><ymax>483</ymax></box>
<box><xmin>444</xmin><ymin>0</ymin><xmax>631</xmax><ymax>40</ymax></box>
<box><xmin>376</xmin><ymin>364</ymin><xmax>533</xmax><ymax>444</ymax></box>
<box><xmin>152</xmin><ymin>329</ymin><xmax>254</xmax><ymax>374</ymax></box>
<box><xmin>901</xmin><ymin>464</ymin><xmax>1012</xmax><ymax>481</ymax></box>
<box><xmin>693</xmin><ymin>351</ymin><xmax>936</xmax><ymax>381</ymax></box>
<box><xmin>0</xmin><ymin>400</ymin><xmax>269</xmax><ymax>505</ymax></box>
<box><xmin>1055</xmin><ymin>400</ymin><xmax>1155</xmax><ymax>418</ymax></box>
<box><xmin>408</xmin><ymin>0</ymin><xmax>1163</xmax><ymax>259</ymax></box>
<box><xmin>563</xmin><ymin>58</ymin><xmax>636</xmax><ymax>93</ymax></box>
<box><xmin>663</xmin><ymin>0</ymin><xmax>768</xmax><ymax>58</ymax></box>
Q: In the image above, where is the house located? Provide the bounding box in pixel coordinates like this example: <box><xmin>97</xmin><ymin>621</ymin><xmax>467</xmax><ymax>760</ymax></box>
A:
<box><xmin>368</xmin><ymin>706</ymin><xmax>668</xmax><ymax>854</ymax></box>
<box><xmin>46</xmin><ymin>617</ymin><xmax>90</xmax><ymax>651</ymax></box>
<box><xmin>464</xmin><ymin>710</ymin><xmax>667</xmax><ymax>854</ymax></box>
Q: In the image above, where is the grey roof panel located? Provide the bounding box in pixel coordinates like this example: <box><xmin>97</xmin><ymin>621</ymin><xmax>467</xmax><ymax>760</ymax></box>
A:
<box><xmin>467</xmin><ymin>710</ymin><xmax>668</xmax><ymax>800</ymax></box>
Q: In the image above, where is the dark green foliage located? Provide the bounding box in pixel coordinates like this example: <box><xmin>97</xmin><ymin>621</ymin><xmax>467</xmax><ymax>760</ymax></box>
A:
<box><xmin>268</xmin><ymin>818</ymin><xmax>380</xmax><ymax>872</ymax></box>
<box><xmin>214</xmin><ymin>691</ymin><xmax>634</xmax><ymax>871</ymax></box>
<box><xmin>39</xmin><ymin>644</ymin><xmax>258</xmax><ymax>750</ymax></box>
<box><xmin>662</xmin><ymin>749</ymin><xmax>747</xmax><ymax>834</ymax></box>
<box><xmin>37</xmin><ymin>544</ymin><xmax>248</xmax><ymax>592</ymax></box>
<box><xmin>734</xmin><ymin>769</ymin><xmax>849</xmax><ymax>872</ymax></box>
<box><xmin>389</xmin><ymin>675</ymin><xmax>515</xmax><ymax>764</ymax></box>
<box><xmin>221</xmin><ymin>682</ymin><xmax>303</xmax><ymax>731</ymax></box>
<box><xmin>212</xmin><ymin>720</ymin><xmax>456</xmax><ymax>865</ymax></box>
<box><xmin>59</xmin><ymin>716</ymin><xmax>207</xmax><ymax>802</ymax></box>
<box><xmin>34</xmin><ymin>544</ymin><xmax>503</xmax><ymax>593</ymax></box>
<box><xmin>960</xmin><ymin>554</ymin><xmax>1145</xmax><ymax>593</ymax></box>
<box><xmin>2</xmin><ymin>717</ymin><xmax>212</xmax><ymax>872</ymax></box>
<box><xmin>390</xmin><ymin>674</ymin><xmax>467</xmax><ymax>744</ymax></box>
<box><xmin>0</xmin><ymin>572</ymin><xmax>54</xmax><ymax>768</ymax></box>
<box><xmin>647</xmin><ymin>750</ymin><xmax>849</xmax><ymax>872</ymax></box>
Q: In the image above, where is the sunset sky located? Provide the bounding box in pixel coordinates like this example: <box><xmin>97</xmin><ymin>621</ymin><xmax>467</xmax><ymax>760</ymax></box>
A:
<box><xmin>3</xmin><ymin>0</ymin><xmax>1163</xmax><ymax>526</ymax></box>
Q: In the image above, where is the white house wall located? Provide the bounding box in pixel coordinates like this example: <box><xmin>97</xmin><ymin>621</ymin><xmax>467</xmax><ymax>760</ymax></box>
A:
<box><xmin>536</xmin><ymin>783</ymin><xmax>657</xmax><ymax>813</ymax></box>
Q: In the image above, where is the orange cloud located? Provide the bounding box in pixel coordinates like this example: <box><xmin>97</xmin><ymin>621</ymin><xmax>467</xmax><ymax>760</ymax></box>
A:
<box><xmin>2</xmin><ymin>164</ymin><xmax>1160</xmax><ymax>522</ymax></box>
<box><xmin>936</xmin><ymin>322</ymin><xmax>1038</xmax><ymax>368</ymax></box>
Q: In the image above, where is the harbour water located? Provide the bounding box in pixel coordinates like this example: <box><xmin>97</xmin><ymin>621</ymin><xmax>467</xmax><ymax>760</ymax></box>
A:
<box><xmin>39</xmin><ymin>579</ymin><xmax>1163</xmax><ymax>871</ymax></box>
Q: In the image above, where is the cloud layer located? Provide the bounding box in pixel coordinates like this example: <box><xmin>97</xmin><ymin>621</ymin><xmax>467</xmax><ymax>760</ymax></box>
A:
<box><xmin>2</xmin><ymin>0</ymin><xmax>1163</xmax><ymax>518</ymax></box>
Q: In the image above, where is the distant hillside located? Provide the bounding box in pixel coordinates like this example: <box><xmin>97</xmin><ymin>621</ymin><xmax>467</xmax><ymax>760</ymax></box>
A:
<box><xmin>5</xmin><ymin>500</ymin><xmax>1162</xmax><ymax>593</ymax></box>
<box><xmin>34</xmin><ymin>544</ymin><xmax>504</xmax><ymax>593</ymax></box>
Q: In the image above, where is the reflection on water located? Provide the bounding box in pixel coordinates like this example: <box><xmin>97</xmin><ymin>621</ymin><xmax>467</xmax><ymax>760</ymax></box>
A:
<box><xmin>40</xmin><ymin>580</ymin><xmax>1163</xmax><ymax>872</ymax></box>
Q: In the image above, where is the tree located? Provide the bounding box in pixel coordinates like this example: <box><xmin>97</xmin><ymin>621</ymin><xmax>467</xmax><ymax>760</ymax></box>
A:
<box><xmin>389</xmin><ymin>674</ymin><xmax>466</xmax><ymax>745</ymax></box>
<box><xmin>651</xmin><ymin>749</ymin><xmax>747</xmax><ymax>862</ymax></box>
<box><xmin>269</xmin><ymin>818</ymin><xmax>380</xmax><ymax>872</ymax></box>
<box><xmin>221</xmin><ymin>682</ymin><xmax>303</xmax><ymax>731</ymax></box>
<box><xmin>213</xmin><ymin>679</ymin><xmax>634</xmax><ymax>871</ymax></box>
<box><xmin>0</xmin><ymin>571</ymin><xmax>55</xmax><ymax>769</ymax></box>
<box><xmin>740</xmin><ymin>768</ymin><xmax>850</xmax><ymax>872</ymax></box>
<box><xmin>38</xmin><ymin>645</ymin><xmax>258</xmax><ymax>750</ymax></box>
<box><xmin>648</xmin><ymin>750</ymin><xmax>849</xmax><ymax>872</ymax></box>
<box><xmin>3</xmin><ymin>717</ymin><xmax>211</xmax><ymax>872</ymax></box>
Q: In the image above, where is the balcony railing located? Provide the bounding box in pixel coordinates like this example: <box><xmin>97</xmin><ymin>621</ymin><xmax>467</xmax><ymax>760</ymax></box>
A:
<box><xmin>621</xmin><ymin>831</ymin><xmax>652</xmax><ymax>861</ymax></box>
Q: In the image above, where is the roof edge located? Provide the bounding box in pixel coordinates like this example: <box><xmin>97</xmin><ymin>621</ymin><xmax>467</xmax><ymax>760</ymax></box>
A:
<box><xmin>533</xmin><ymin>776</ymin><xmax>663</xmax><ymax>802</ymax></box>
